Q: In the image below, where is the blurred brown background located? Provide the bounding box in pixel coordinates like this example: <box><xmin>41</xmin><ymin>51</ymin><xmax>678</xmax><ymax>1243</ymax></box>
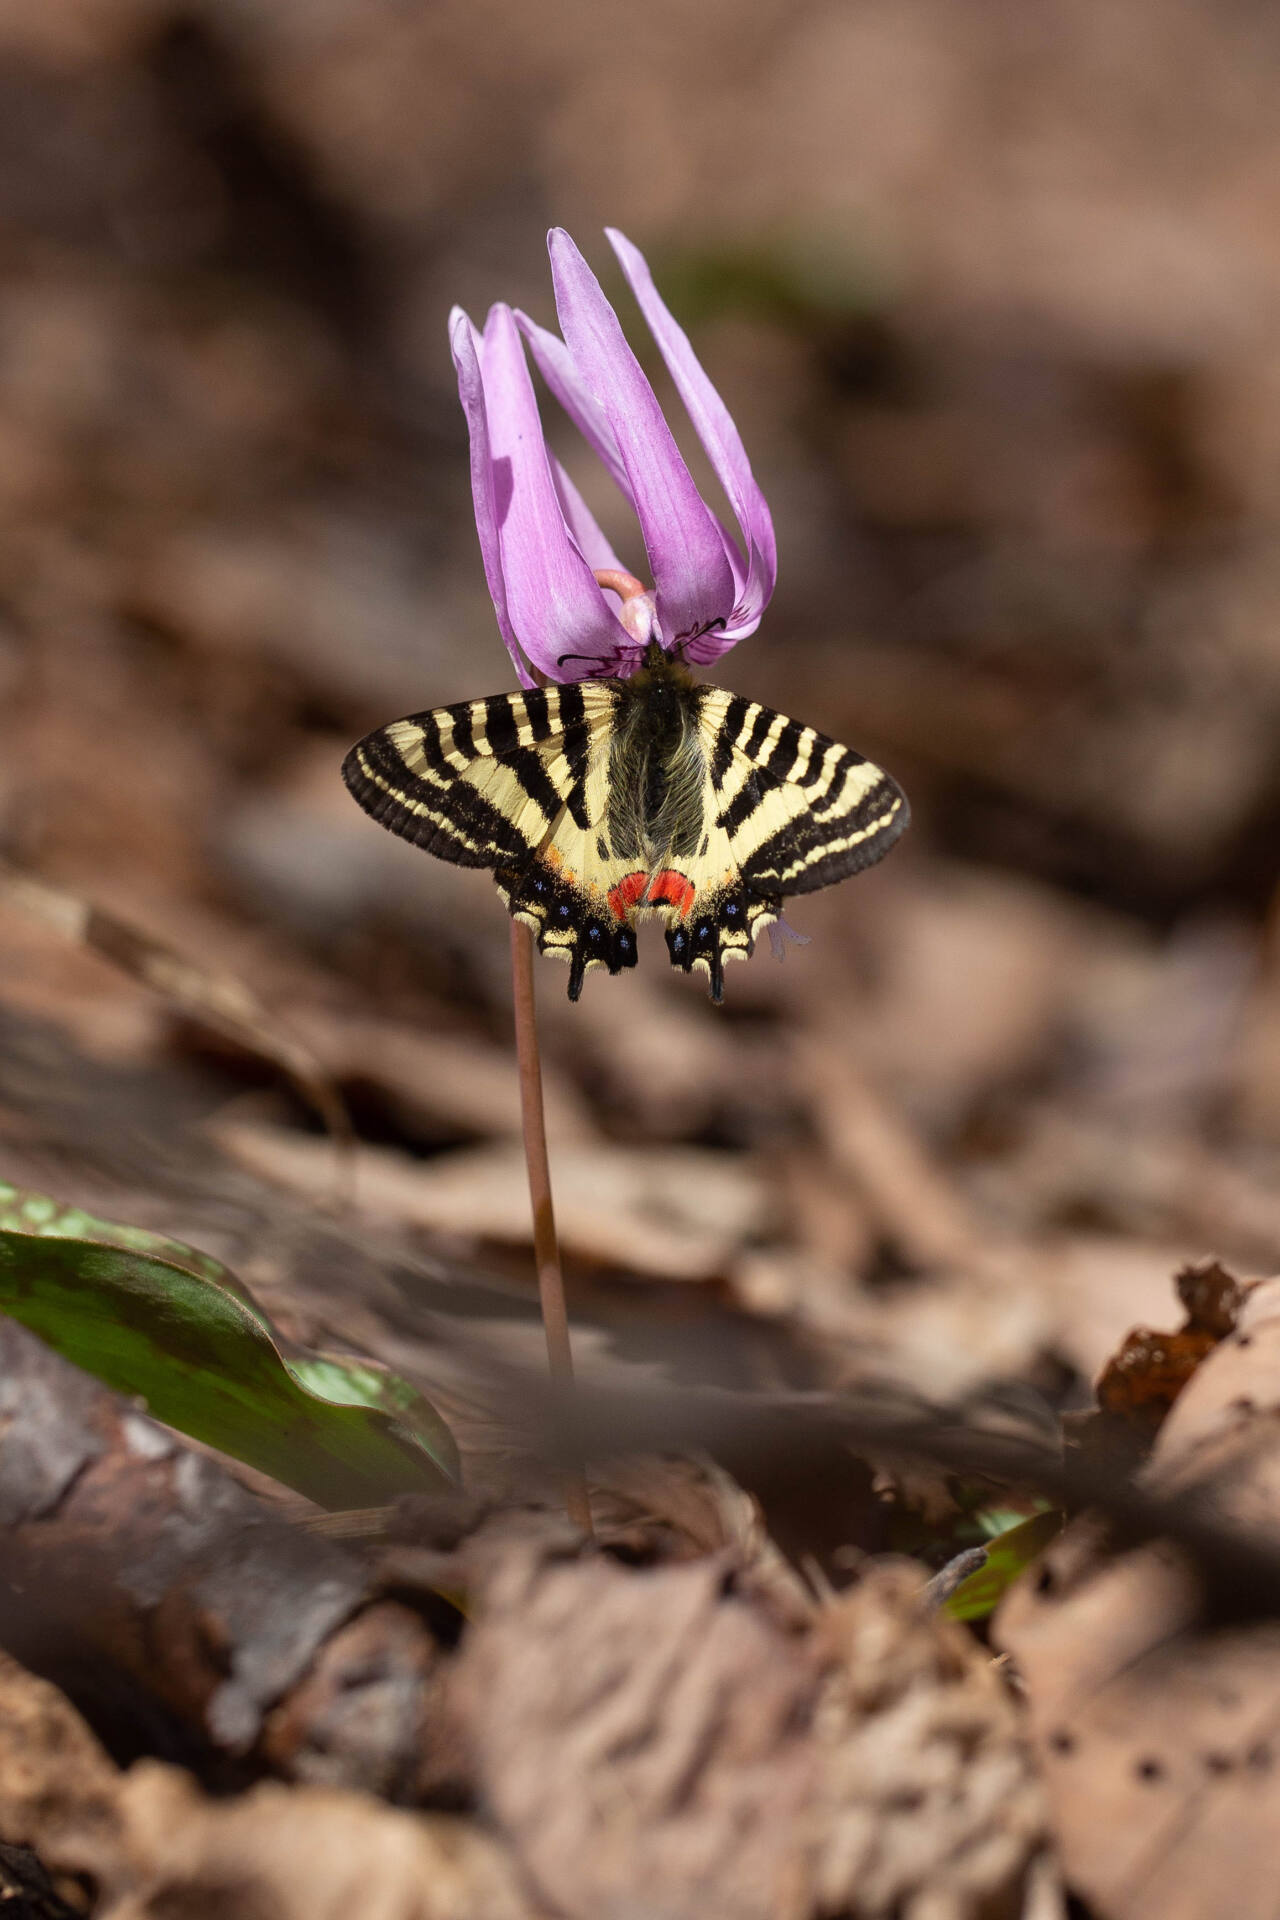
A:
<box><xmin>3</xmin><ymin>0</ymin><xmax>1280</xmax><ymax>1418</ymax></box>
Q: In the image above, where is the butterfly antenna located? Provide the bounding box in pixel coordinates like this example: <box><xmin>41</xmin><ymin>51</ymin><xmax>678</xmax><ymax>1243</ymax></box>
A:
<box><xmin>509</xmin><ymin>917</ymin><xmax>593</xmax><ymax>1534</ymax></box>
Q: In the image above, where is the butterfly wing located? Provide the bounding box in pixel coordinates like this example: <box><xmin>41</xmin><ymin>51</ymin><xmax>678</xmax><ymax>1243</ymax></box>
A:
<box><xmin>704</xmin><ymin>689</ymin><xmax>909</xmax><ymax>895</ymax></box>
<box><xmin>343</xmin><ymin>682</ymin><xmax>651</xmax><ymax>998</ymax></box>
<box><xmin>344</xmin><ymin>678</ymin><xmax>908</xmax><ymax>1003</ymax></box>
<box><xmin>653</xmin><ymin>689</ymin><xmax>909</xmax><ymax>999</ymax></box>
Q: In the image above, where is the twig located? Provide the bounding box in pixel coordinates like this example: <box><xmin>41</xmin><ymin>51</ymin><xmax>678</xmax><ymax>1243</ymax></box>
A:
<box><xmin>921</xmin><ymin>1544</ymin><xmax>989</xmax><ymax>1611</ymax></box>
<box><xmin>510</xmin><ymin>919</ymin><xmax>593</xmax><ymax>1534</ymax></box>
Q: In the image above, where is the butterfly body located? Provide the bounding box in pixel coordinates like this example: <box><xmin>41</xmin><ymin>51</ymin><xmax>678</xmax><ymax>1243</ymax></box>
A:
<box><xmin>343</xmin><ymin>644</ymin><xmax>907</xmax><ymax>1001</ymax></box>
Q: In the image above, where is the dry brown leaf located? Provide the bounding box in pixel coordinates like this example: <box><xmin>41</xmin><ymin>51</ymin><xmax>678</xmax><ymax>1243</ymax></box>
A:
<box><xmin>1234</xmin><ymin>942</ymin><xmax>1280</xmax><ymax>1145</ymax></box>
<box><xmin>104</xmin><ymin>1768</ymin><xmax>535</xmax><ymax>1920</ymax></box>
<box><xmin>0</xmin><ymin>1650</ymin><xmax>536</xmax><ymax>1920</ymax></box>
<box><xmin>1020</xmin><ymin>1851</ymin><xmax>1071</xmax><ymax>1920</ymax></box>
<box><xmin>1031</xmin><ymin>1235</ymin><xmax>1205</xmax><ymax>1382</ymax></box>
<box><xmin>0</xmin><ymin>910</ymin><xmax>166</xmax><ymax>1065</ymax></box>
<box><xmin>451</xmin><ymin>1545</ymin><xmax>1042</xmax><ymax>1920</ymax></box>
<box><xmin>214</xmin><ymin>1122</ymin><xmax>767</xmax><ymax>1279</ymax></box>
<box><xmin>538</xmin><ymin>965</ymin><xmax>744</xmax><ymax>1139</ymax></box>
<box><xmin>287</xmin><ymin>1011</ymin><xmax>594</xmax><ymax>1146</ymax></box>
<box><xmin>0</xmin><ymin>1650</ymin><xmax>123</xmax><ymax>1880</ymax></box>
<box><xmin>0</xmin><ymin>862</ymin><xmax>590</xmax><ymax>1153</ymax></box>
<box><xmin>587</xmin><ymin>1454</ymin><xmax>814</xmax><ymax>1616</ymax></box>
<box><xmin>777</xmin><ymin>1146</ymin><xmax>877</xmax><ymax>1273</ymax></box>
<box><xmin>1058</xmin><ymin>918</ymin><xmax>1251</xmax><ymax>1126</ymax></box>
<box><xmin>998</xmin><ymin>1533</ymin><xmax>1277</xmax><ymax>1920</ymax></box>
<box><xmin>732</xmin><ymin>1248</ymin><xmax>1054</xmax><ymax>1402</ymax></box>
<box><xmin>1152</xmin><ymin>1274</ymin><xmax>1280</xmax><ymax>1497</ymax></box>
<box><xmin>0</xmin><ymin>862</ymin><xmax>351</xmax><ymax>1154</ymax></box>
<box><xmin>810</xmin><ymin>1564</ymin><xmax>1045</xmax><ymax>1920</ymax></box>
<box><xmin>449</xmin><ymin>1547</ymin><xmax>821</xmax><ymax>1920</ymax></box>
<box><xmin>847</xmin><ymin>865</ymin><xmax>1090</xmax><ymax>1128</ymax></box>
<box><xmin>997</xmin><ymin>1274</ymin><xmax>1280</xmax><ymax>1920</ymax></box>
<box><xmin>977</xmin><ymin>1109</ymin><xmax>1280</xmax><ymax>1277</ymax></box>
<box><xmin>799</xmin><ymin>1035</ymin><xmax>990</xmax><ymax>1274</ymax></box>
<box><xmin>1090</xmin><ymin>1257</ymin><xmax>1252</xmax><ymax>1441</ymax></box>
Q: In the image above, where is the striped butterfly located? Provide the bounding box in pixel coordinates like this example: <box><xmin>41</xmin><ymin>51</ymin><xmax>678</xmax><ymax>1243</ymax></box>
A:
<box><xmin>343</xmin><ymin>642</ymin><xmax>908</xmax><ymax>1001</ymax></box>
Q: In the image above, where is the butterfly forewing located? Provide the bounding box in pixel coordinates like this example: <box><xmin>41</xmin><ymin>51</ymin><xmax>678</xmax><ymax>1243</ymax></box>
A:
<box><xmin>344</xmin><ymin>683</ymin><xmax>644</xmax><ymax>996</ymax></box>
<box><xmin>699</xmin><ymin>689</ymin><xmax>908</xmax><ymax>896</ymax></box>
<box><xmin>342</xmin><ymin>664</ymin><xmax>908</xmax><ymax>1001</ymax></box>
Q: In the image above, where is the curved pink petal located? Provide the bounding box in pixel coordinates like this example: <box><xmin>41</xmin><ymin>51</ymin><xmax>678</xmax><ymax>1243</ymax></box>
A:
<box><xmin>514</xmin><ymin>310</ymin><xmax>632</xmax><ymax>503</ymax></box>
<box><xmin>548</xmin><ymin>452</ymin><xmax>634</xmax><ymax>641</ymax></box>
<box><xmin>670</xmin><ymin>514</ymin><xmax>765</xmax><ymax>662</ymax></box>
<box><xmin>518</xmin><ymin>309</ymin><xmax>753</xmax><ymax>641</ymax></box>
<box><xmin>449</xmin><ymin>307</ymin><xmax>535</xmax><ymax>687</ymax></box>
<box><xmin>547</xmin><ymin>228</ymin><xmax>735</xmax><ymax>656</ymax></box>
<box><xmin>683</xmin><ymin>523</ymin><xmax>768</xmax><ymax>658</ymax></box>
<box><xmin>548</xmin><ymin>454</ymin><xmax>626</xmax><ymax>576</ymax></box>
<box><xmin>680</xmin><ymin>619</ymin><xmax>749</xmax><ymax>666</ymax></box>
<box><xmin>607</xmin><ymin>228</ymin><xmax>777</xmax><ymax>630</ymax></box>
<box><xmin>475</xmin><ymin>304</ymin><xmax>628</xmax><ymax>681</ymax></box>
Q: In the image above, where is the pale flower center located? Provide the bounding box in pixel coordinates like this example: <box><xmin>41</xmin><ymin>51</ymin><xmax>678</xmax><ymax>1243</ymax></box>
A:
<box><xmin>594</xmin><ymin>568</ymin><xmax>657</xmax><ymax>646</ymax></box>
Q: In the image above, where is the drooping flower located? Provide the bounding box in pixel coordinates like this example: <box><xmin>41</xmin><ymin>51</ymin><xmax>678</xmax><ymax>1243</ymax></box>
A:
<box><xmin>448</xmin><ymin>228</ymin><xmax>776</xmax><ymax>687</ymax></box>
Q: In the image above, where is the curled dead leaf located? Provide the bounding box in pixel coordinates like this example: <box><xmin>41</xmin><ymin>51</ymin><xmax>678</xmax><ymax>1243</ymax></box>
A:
<box><xmin>587</xmin><ymin>1454</ymin><xmax>814</xmax><ymax>1620</ymax></box>
<box><xmin>1092</xmin><ymin>1257</ymin><xmax>1254</xmax><ymax>1443</ymax></box>
<box><xmin>451</xmin><ymin>1544</ymin><xmax>1042</xmax><ymax>1920</ymax></box>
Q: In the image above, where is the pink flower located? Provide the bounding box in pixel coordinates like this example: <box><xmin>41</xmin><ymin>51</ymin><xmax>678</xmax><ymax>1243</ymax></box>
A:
<box><xmin>449</xmin><ymin>228</ymin><xmax>777</xmax><ymax>687</ymax></box>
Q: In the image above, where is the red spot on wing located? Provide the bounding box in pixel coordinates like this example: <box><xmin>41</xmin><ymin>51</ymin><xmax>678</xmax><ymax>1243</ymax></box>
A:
<box><xmin>649</xmin><ymin>869</ymin><xmax>695</xmax><ymax>917</ymax></box>
<box><xmin>607</xmin><ymin>868</ymin><xmax>696</xmax><ymax>921</ymax></box>
<box><xmin>607</xmin><ymin>870</ymin><xmax>649</xmax><ymax>919</ymax></box>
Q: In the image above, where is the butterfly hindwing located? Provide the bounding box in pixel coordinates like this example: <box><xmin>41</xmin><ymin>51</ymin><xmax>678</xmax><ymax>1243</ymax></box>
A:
<box><xmin>343</xmin><ymin>661</ymin><xmax>909</xmax><ymax>1002</ymax></box>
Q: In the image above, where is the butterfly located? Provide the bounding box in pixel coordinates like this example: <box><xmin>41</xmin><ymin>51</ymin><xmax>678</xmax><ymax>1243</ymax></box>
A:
<box><xmin>342</xmin><ymin>642</ymin><xmax>908</xmax><ymax>1001</ymax></box>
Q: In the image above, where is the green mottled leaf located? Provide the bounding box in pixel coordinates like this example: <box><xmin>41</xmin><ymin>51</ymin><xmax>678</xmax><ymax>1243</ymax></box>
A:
<box><xmin>944</xmin><ymin>1508</ymin><xmax>1063</xmax><ymax>1623</ymax></box>
<box><xmin>972</xmin><ymin>1501</ymin><xmax>1049</xmax><ymax>1541</ymax></box>
<box><xmin>0</xmin><ymin>1180</ymin><xmax>459</xmax><ymax>1507</ymax></box>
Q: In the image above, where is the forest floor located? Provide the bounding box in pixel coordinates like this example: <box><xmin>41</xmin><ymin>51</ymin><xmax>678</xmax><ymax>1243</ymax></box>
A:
<box><xmin>4</xmin><ymin>1</ymin><xmax>1280</xmax><ymax>1914</ymax></box>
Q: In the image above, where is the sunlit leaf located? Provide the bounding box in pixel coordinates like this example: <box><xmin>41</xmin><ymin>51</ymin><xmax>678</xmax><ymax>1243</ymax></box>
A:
<box><xmin>973</xmin><ymin>1499</ymin><xmax>1051</xmax><ymax>1540</ymax></box>
<box><xmin>944</xmin><ymin>1508</ymin><xmax>1064</xmax><ymax>1623</ymax></box>
<box><xmin>0</xmin><ymin>1181</ymin><xmax>459</xmax><ymax>1507</ymax></box>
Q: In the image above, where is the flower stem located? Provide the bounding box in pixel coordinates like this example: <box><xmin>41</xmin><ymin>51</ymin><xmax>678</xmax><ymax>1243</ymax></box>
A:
<box><xmin>509</xmin><ymin>917</ymin><xmax>593</xmax><ymax>1535</ymax></box>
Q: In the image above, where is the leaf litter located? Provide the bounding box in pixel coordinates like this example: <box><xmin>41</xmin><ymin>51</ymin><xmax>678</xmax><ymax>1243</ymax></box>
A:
<box><xmin>4</xmin><ymin>3</ymin><xmax>1280</xmax><ymax>1913</ymax></box>
<box><xmin>997</xmin><ymin>1274</ymin><xmax>1280</xmax><ymax>1920</ymax></box>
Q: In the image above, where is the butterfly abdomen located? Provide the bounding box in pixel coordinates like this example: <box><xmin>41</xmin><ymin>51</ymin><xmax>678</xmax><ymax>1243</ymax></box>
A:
<box><xmin>604</xmin><ymin>663</ymin><xmax>706</xmax><ymax>866</ymax></box>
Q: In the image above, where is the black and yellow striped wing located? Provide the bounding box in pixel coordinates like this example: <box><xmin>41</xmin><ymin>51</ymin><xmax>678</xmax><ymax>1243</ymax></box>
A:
<box><xmin>698</xmin><ymin>689</ymin><xmax>907</xmax><ymax>898</ymax></box>
<box><xmin>343</xmin><ymin>682</ymin><xmax>598</xmax><ymax>868</ymax></box>
<box><xmin>343</xmin><ymin>673</ymin><xmax>907</xmax><ymax>1002</ymax></box>
<box><xmin>343</xmin><ymin>681</ymin><xmax>648</xmax><ymax>997</ymax></box>
<box><xmin>654</xmin><ymin>689</ymin><xmax>908</xmax><ymax>997</ymax></box>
